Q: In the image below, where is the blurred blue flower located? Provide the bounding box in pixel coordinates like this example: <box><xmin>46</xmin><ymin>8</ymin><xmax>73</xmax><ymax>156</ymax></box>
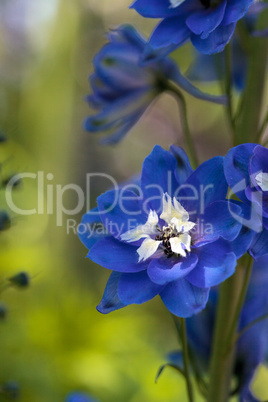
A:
<box><xmin>79</xmin><ymin>145</ymin><xmax>247</xmax><ymax>317</ymax></box>
<box><xmin>65</xmin><ymin>392</ymin><xmax>98</xmax><ymax>402</ymax></box>
<box><xmin>224</xmin><ymin>144</ymin><xmax>268</xmax><ymax>259</ymax></box>
<box><xmin>131</xmin><ymin>0</ymin><xmax>254</xmax><ymax>55</ymax></box>
<box><xmin>187</xmin><ymin>35</ymin><xmax>247</xmax><ymax>91</ymax></box>
<box><xmin>167</xmin><ymin>255</ymin><xmax>268</xmax><ymax>401</ymax></box>
<box><xmin>85</xmin><ymin>25</ymin><xmax>226</xmax><ymax>144</ymax></box>
<box><xmin>187</xmin><ymin>3</ymin><xmax>268</xmax><ymax>91</ymax></box>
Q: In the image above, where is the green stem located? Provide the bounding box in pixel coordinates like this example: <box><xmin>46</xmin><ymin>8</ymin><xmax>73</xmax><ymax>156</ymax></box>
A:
<box><xmin>234</xmin><ymin>11</ymin><xmax>268</xmax><ymax>145</ymax></box>
<box><xmin>224</xmin><ymin>44</ymin><xmax>235</xmax><ymax>140</ymax></box>
<box><xmin>224</xmin><ymin>255</ymin><xmax>254</xmax><ymax>355</ymax></box>
<box><xmin>166</xmin><ymin>82</ymin><xmax>198</xmax><ymax>168</ymax></box>
<box><xmin>207</xmin><ymin>255</ymin><xmax>252</xmax><ymax>402</ymax></box>
<box><xmin>180</xmin><ymin>318</ymin><xmax>195</xmax><ymax>402</ymax></box>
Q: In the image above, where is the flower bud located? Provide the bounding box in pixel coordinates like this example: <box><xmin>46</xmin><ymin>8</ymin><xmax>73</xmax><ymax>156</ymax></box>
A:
<box><xmin>0</xmin><ymin>211</ymin><xmax>11</xmax><ymax>231</ymax></box>
<box><xmin>0</xmin><ymin>303</ymin><xmax>8</xmax><ymax>320</ymax></box>
<box><xmin>0</xmin><ymin>381</ymin><xmax>19</xmax><ymax>399</ymax></box>
<box><xmin>9</xmin><ymin>272</ymin><xmax>30</xmax><ymax>288</ymax></box>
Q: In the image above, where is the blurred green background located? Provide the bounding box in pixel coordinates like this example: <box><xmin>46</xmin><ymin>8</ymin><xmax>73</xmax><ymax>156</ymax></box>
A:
<box><xmin>0</xmin><ymin>0</ymin><xmax>267</xmax><ymax>401</ymax></box>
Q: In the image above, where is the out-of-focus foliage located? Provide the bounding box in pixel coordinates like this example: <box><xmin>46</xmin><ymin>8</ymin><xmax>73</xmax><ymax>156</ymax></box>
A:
<box><xmin>0</xmin><ymin>0</ymin><xmax>267</xmax><ymax>401</ymax></box>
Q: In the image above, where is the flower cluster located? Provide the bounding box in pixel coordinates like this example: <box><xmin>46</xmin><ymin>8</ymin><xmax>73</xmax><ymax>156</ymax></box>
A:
<box><xmin>131</xmin><ymin>0</ymin><xmax>254</xmax><ymax>55</ymax></box>
<box><xmin>79</xmin><ymin>0</ymin><xmax>268</xmax><ymax>399</ymax></box>
<box><xmin>80</xmin><ymin>145</ymin><xmax>249</xmax><ymax>317</ymax></box>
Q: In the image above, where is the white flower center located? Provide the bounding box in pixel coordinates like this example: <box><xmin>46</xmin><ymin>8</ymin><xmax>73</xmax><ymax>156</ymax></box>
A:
<box><xmin>255</xmin><ymin>172</ymin><xmax>268</xmax><ymax>192</ymax></box>
<box><xmin>121</xmin><ymin>193</ymin><xmax>195</xmax><ymax>262</ymax></box>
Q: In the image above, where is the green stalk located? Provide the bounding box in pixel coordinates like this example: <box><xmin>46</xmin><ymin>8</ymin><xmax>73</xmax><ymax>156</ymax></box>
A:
<box><xmin>207</xmin><ymin>256</ymin><xmax>252</xmax><ymax>402</ymax></box>
<box><xmin>234</xmin><ymin>11</ymin><xmax>268</xmax><ymax>145</ymax></box>
<box><xmin>224</xmin><ymin>44</ymin><xmax>235</xmax><ymax>141</ymax></box>
<box><xmin>180</xmin><ymin>318</ymin><xmax>195</xmax><ymax>402</ymax></box>
<box><xmin>166</xmin><ymin>82</ymin><xmax>198</xmax><ymax>168</ymax></box>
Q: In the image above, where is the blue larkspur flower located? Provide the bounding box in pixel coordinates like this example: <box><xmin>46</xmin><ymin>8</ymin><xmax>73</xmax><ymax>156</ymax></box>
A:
<box><xmin>224</xmin><ymin>144</ymin><xmax>268</xmax><ymax>259</ymax></box>
<box><xmin>65</xmin><ymin>393</ymin><xmax>98</xmax><ymax>402</ymax></box>
<box><xmin>85</xmin><ymin>25</ymin><xmax>226</xmax><ymax>144</ymax></box>
<box><xmin>79</xmin><ymin>145</ymin><xmax>246</xmax><ymax>317</ymax></box>
<box><xmin>131</xmin><ymin>0</ymin><xmax>254</xmax><ymax>55</ymax></box>
<box><xmin>167</xmin><ymin>255</ymin><xmax>268</xmax><ymax>401</ymax></box>
<box><xmin>187</xmin><ymin>2</ymin><xmax>268</xmax><ymax>90</ymax></box>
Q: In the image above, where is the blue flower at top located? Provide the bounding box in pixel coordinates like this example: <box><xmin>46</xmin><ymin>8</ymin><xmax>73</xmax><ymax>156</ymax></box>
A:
<box><xmin>168</xmin><ymin>255</ymin><xmax>268</xmax><ymax>401</ymax></box>
<box><xmin>85</xmin><ymin>25</ymin><xmax>226</xmax><ymax>144</ymax></box>
<box><xmin>187</xmin><ymin>35</ymin><xmax>247</xmax><ymax>91</ymax></box>
<box><xmin>187</xmin><ymin>2</ymin><xmax>268</xmax><ymax>91</ymax></box>
<box><xmin>224</xmin><ymin>144</ymin><xmax>268</xmax><ymax>259</ymax></box>
<box><xmin>131</xmin><ymin>0</ymin><xmax>254</xmax><ymax>55</ymax></box>
<box><xmin>79</xmin><ymin>145</ymin><xmax>247</xmax><ymax>317</ymax></box>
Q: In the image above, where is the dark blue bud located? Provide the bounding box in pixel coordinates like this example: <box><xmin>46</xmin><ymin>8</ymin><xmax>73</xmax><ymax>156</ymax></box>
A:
<box><xmin>0</xmin><ymin>211</ymin><xmax>11</xmax><ymax>231</ymax></box>
<box><xmin>0</xmin><ymin>303</ymin><xmax>8</xmax><ymax>320</ymax></box>
<box><xmin>0</xmin><ymin>131</ymin><xmax>7</xmax><ymax>143</ymax></box>
<box><xmin>3</xmin><ymin>175</ymin><xmax>22</xmax><ymax>189</ymax></box>
<box><xmin>9</xmin><ymin>272</ymin><xmax>30</xmax><ymax>288</ymax></box>
<box><xmin>0</xmin><ymin>381</ymin><xmax>20</xmax><ymax>399</ymax></box>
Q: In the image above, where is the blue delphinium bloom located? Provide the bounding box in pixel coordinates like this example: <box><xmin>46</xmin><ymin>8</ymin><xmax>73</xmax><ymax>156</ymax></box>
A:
<box><xmin>65</xmin><ymin>393</ymin><xmax>98</xmax><ymax>402</ymax></box>
<box><xmin>187</xmin><ymin>3</ymin><xmax>268</xmax><ymax>91</ymax></box>
<box><xmin>166</xmin><ymin>255</ymin><xmax>268</xmax><ymax>401</ymax></box>
<box><xmin>131</xmin><ymin>0</ymin><xmax>254</xmax><ymax>55</ymax></box>
<box><xmin>85</xmin><ymin>25</ymin><xmax>226</xmax><ymax>144</ymax></box>
<box><xmin>224</xmin><ymin>144</ymin><xmax>268</xmax><ymax>259</ymax></box>
<box><xmin>79</xmin><ymin>145</ymin><xmax>246</xmax><ymax>317</ymax></box>
<box><xmin>187</xmin><ymin>35</ymin><xmax>247</xmax><ymax>91</ymax></box>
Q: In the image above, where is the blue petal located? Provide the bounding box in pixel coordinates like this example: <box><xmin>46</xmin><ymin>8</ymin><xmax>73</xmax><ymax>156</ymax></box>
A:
<box><xmin>186</xmin><ymin>0</ymin><xmax>226</xmax><ymax>38</ymax></box>
<box><xmin>88</xmin><ymin>236</ymin><xmax>148</xmax><ymax>272</ymax></box>
<box><xmin>100</xmin><ymin>110</ymin><xmax>143</xmax><ymax>144</ymax></box>
<box><xmin>222</xmin><ymin>0</ymin><xmax>254</xmax><ymax>25</ymax></box>
<box><xmin>107</xmin><ymin>24</ymin><xmax>146</xmax><ymax>51</ymax></box>
<box><xmin>249</xmin><ymin>230</ymin><xmax>268</xmax><ymax>259</ymax></box>
<box><xmin>169</xmin><ymin>145</ymin><xmax>193</xmax><ymax>185</ymax></box>
<box><xmin>84</xmin><ymin>88</ymin><xmax>153</xmax><ymax>132</ymax></box>
<box><xmin>141</xmin><ymin>145</ymin><xmax>179</xmax><ymax>213</ymax></box>
<box><xmin>93</xmin><ymin>44</ymin><xmax>148</xmax><ymax>91</ymax></box>
<box><xmin>97</xmin><ymin>272</ymin><xmax>126</xmax><ymax>313</ymax></box>
<box><xmin>160</xmin><ymin>279</ymin><xmax>209</xmax><ymax>317</ymax></box>
<box><xmin>97</xmin><ymin>190</ymin><xmax>146</xmax><ymax>239</ymax></box>
<box><xmin>187</xmin><ymin>241</ymin><xmax>236</xmax><ymax>287</ymax></box>
<box><xmin>147</xmin><ymin>253</ymin><xmax>198</xmax><ymax>285</ymax></box>
<box><xmin>117</xmin><ymin>270</ymin><xmax>163</xmax><ymax>304</ymax></box>
<box><xmin>249</xmin><ymin>145</ymin><xmax>268</xmax><ymax>216</ymax></box>
<box><xmin>181</xmin><ymin>156</ymin><xmax>227</xmax><ymax>218</ymax></box>
<box><xmin>130</xmin><ymin>0</ymin><xmax>192</xmax><ymax>18</ymax></box>
<box><xmin>78</xmin><ymin>207</ymin><xmax>107</xmax><ymax>249</ymax></box>
<box><xmin>192</xmin><ymin>200</ymin><xmax>242</xmax><ymax>246</ymax></box>
<box><xmin>224</xmin><ymin>143</ymin><xmax>257</xmax><ymax>203</ymax></box>
<box><xmin>230</xmin><ymin>226</ymin><xmax>255</xmax><ymax>259</ymax></box>
<box><xmin>150</xmin><ymin>16</ymin><xmax>190</xmax><ymax>48</ymax></box>
<box><xmin>191</xmin><ymin>23</ymin><xmax>236</xmax><ymax>54</ymax></box>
